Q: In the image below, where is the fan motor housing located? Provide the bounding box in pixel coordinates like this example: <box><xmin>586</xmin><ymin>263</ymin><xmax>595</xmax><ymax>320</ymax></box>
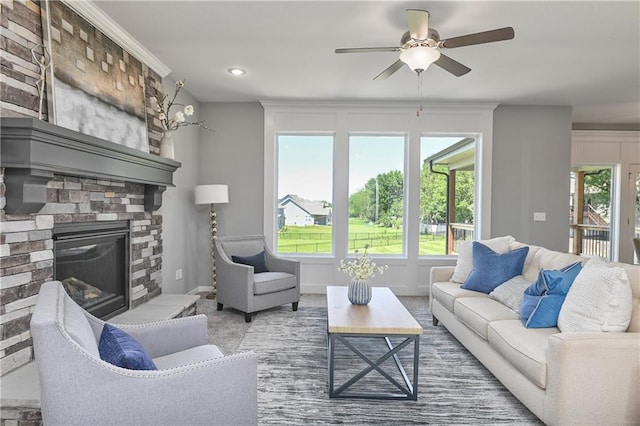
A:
<box><xmin>401</xmin><ymin>28</ymin><xmax>440</xmax><ymax>48</ymax></box>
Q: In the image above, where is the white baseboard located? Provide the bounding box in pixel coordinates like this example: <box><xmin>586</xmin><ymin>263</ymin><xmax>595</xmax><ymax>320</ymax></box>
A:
<box><xmin>189</xmin><ymin>284</ymin><xmax>428</xmax><ymax>296</ymax></box>
<box><xmin>301</xmin><ymin>283</ymin><xmax>330</xmax><ymax>294</ymax></box>
<box><xmin>300</xmin><ymin>283</ymin><xmax>429</xmax><ymax>296</ymax></box>
<box><xmin>187</xmin><ymin>286</ymin><xmax>214</xmax><ymax>295</ymax></box>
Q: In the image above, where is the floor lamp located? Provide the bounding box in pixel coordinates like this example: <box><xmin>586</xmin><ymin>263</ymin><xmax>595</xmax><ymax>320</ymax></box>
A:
<box><xmin>195</xmin><ymin>184</ymin><xmax>229</xmax><ymax>299</ymax></box>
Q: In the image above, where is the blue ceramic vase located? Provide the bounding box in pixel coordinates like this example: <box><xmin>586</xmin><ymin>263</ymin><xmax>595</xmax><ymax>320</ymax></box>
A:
<box><xmin>348</xmin><ymin>278</ymin><xmax>372</xmax><ymax>305</ymax></box>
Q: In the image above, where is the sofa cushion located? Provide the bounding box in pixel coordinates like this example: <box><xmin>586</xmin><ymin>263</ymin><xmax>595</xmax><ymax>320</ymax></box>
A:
<box><xmin>558</xmin><ymin>257</ymin><xmax>633</xmax><ymax>332</ymax></box>
<box><xmin>452</xmin><ymin>236</ymin><xmax>515</xmax><ymax>283</ymax></box>
<box><xmin>153</xmin><ymin>344</ymin><xmax>224</xmax><ymax>370</ymax></box>
<box><xmin>253</xmin><ymin>272</ymin><xmax>296</xmax><ymax>295</ymax></box>
<box><xmin>489</xmin><ymin>275</ymin><xmax>530</xmax><ymax>313</ymax></box>
<box><xmin>232</xmin><ymin>251</ymin><xmax>269</xmax><ymax>273</ymax></box>
<box><xmin>488</xmin><ymin>320</ymin><xmax>556</xmax><ymax>389</ymax></box>
<box><xmin>520</xmin><ymin>262</ymin><xmax>582</xmax><ymax>328</ymax></box>
<box><xmin>453</xmin><ymin>297</ymin><xmax>519</xmax><ymax>340</ymax></box>
<box><xmin>431</xmin><ymin>281</ymin><xmax>487</xmax><ymax>313</ymax></box>
<box><xmin>462</xmin><ymin>243</ymin><xmax>529</xmax><ymax>294</ymax></box>
<box><xmin>512</xmin><ymin>241</ymin><xmax>586</xmax><ymax>282</ymax></box>
<box><xmin>98</xmin><ymin>323</ymin><xmax>157</xmax><ymax>370</ymax></box>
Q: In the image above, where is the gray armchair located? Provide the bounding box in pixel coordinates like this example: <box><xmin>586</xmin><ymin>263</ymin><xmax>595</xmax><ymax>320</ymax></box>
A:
<box><xmin>31</xmin><ymin>281</ymin><xmax>257</xmax><ymax>426</ymax></box>
<box><xmin>215</xmin><ymin>235</ymin><xmax>300</xmax><ymax>322</ymax></box>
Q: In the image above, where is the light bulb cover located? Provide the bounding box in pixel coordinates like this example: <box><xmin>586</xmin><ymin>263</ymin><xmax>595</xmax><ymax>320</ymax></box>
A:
<box><xmin>399</xmin><ymin>46</ymin><xmax>441</xmax><ymax>72</ymax></box>
<box><xmin>195</xmin><ymin>184</ymin><xmax>229</xmax><ymax>205</ymax></box>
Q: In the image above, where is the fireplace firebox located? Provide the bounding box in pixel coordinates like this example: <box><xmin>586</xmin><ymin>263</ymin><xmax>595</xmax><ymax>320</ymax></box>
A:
<box><xmin>53</xmin><ymin>221</ymin><xmax>129</xmax><ymax>319</ymax></box>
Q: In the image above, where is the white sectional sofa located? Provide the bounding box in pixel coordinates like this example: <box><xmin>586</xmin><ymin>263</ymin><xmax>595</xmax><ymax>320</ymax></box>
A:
<box><xmin>430</xmin><ymin>240</ymin><xmax>639</xmax><ymax>426</ymax></box>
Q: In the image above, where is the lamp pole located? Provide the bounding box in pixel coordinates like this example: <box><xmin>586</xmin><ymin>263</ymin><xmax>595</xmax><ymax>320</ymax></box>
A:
<box><xmin>207</xmin><ymin>203</ymin><xmax>218</xmax><ymax>298</ymax></box>
<box><xmin>195</xmin><ymin>185</ymin><xmax>229</xmax><ymax>298</ymax></box>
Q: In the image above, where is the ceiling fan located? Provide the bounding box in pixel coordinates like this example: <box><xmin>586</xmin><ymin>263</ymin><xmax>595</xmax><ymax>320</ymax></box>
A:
<box><xmin>335</xmin><ymin>9</ymin><xmax>515</xmax><ymax>79</ymax></box>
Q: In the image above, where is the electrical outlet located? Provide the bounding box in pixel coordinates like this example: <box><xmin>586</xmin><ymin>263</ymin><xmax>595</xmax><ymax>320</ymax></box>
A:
<box><xmin>533</xmin><ymin>212</ymin><xmax>546</xmax><ymax>222</ymax></box>
<box><xmin>175</xmin><ymin>268</ymin><xmax>183</xmax><ymax>280</ymax></box>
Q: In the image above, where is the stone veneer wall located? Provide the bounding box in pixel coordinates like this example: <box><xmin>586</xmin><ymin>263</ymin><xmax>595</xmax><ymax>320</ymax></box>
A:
<box><xmin>1</xmin><ymin>0</ymin><xmax>168</xmax><ymax>376</ymax></box>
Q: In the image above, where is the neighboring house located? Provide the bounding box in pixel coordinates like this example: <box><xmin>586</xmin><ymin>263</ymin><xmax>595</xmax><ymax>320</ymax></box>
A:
<box><xmin>278</xmin><ymin>194</ymin><xmax>332</xmax><ymax>227</ymax></box>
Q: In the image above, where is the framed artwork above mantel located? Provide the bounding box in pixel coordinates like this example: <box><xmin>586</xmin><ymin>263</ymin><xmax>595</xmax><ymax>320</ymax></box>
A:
<box><xmin>41</xmin><ymin>0</ymin><xmax>149</xmax><ymax>153</ymax></box>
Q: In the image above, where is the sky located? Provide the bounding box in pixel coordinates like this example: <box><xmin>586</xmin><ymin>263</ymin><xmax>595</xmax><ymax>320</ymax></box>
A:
<box><xmin>277</xmin><ymin>135</ymin><xmax>464</xmax><ymax>202</ymax></box>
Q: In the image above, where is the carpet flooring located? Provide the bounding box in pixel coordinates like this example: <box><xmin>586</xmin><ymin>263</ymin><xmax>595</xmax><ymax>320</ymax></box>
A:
<box><xmin>196</xmin><ymin>295</ymin><xmax>542</xmax><ymax>425</ymax></box>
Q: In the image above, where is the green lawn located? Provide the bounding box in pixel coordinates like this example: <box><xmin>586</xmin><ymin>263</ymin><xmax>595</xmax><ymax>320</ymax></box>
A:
<box><xmin>277</xmin><ymin>218</ymin><xmax>446</xmax><ymax>254</ymax></box>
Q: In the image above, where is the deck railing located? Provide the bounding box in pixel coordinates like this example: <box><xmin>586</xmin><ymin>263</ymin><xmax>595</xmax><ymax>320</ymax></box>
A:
<box><xmin>569</xmin><ymin>224</ymin><xmax>611</xmax><ymax>258</ymax></box>
<box><xmin>448</xmin><ymin>223</ymin><xmax>474</xmax><ymax>254</ymax></box>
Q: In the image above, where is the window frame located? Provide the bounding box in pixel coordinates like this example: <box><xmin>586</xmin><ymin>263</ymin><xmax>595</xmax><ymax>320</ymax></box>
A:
<box><xmin>262</xmin><ymin>101</ymin><xmax>497</xmax><ymax>295</ymax></box>
<box><xmin>347</xmin><ymin>132</ymin><xmax>408</xmax><ymax>257</ymax></box>
<box><xmin>274</xmin><ymin>131</ymin><xmax>336</xmax><ymax>256</ymax></box>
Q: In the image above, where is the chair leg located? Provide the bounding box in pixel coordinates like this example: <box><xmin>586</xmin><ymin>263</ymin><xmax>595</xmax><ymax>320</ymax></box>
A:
<box><xmin>217</xmin><ymin>303</ymin><xmax>223</xmax><ymax>311</ymax></box>
<box><xmin>245</xmin><ymin>312</ymin><xmax>253</xmax><ymax>323</ymax></box>
<box><xmin>292</xmin><ymin>302</ymin><xmax>299</xmax><ymax>311</ymax></box>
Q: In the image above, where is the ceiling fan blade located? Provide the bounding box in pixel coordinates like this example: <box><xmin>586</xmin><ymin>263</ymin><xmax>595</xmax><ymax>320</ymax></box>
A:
<box><xmin>433</xmin><ymin>54</ymin><xmax>471</xmax><ymax>77</ymax></box>
<box><xmin>373</xmin><ymin>59</ymin><xmax>405</xmax><ymax>80</ymax></box>
<box><xmin>406</xmin><ymin>9</ymin><xmax>430</xmax><ymax>41</ymax></box>
<box><xmin>335</xmin><ymin>47</ymin><xmax>400</xmax><ymax>54</ymax></box>
<box><xmin>440</xmin><ymin>27</ymin><xmax>515</xmax><ymax>49</ymax></box>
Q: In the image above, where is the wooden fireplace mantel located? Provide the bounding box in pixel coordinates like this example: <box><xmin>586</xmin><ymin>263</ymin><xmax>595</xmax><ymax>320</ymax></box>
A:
<box><xmin>0</xmin><ymin>118</ymin><xmax>181</xmax><ymax>214</ymax></box>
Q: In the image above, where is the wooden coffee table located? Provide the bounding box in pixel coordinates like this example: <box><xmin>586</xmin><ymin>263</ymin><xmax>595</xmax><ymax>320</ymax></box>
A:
<box><xmin>326</xmin><ymin>286</ymin><xmax>423</xmax><ymax>400</ymax></box>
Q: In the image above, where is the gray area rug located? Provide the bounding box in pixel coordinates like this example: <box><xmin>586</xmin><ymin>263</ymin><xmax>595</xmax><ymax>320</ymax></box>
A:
<box><xmin>197</xmin><ymin>295</ymin><xmax>542</xmax><ymax>425</ymax></box>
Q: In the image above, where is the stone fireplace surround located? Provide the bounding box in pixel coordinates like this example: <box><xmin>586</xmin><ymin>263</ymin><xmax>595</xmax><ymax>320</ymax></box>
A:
<box><xmin>0</xmin><ymin>3</ymin><xmax>196</xmax><ymax>421</ymax></box>
<box><xmin>0</xmin><ymin>118</ymin><xmax>180</xmax><ymax>377</ymax></box>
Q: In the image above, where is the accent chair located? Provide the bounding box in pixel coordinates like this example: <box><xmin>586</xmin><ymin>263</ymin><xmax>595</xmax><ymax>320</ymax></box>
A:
<box><xmin>214</xmin><ymin>235</ymin><xmax>300</xmax><ymax>322</ymax></box>
<box><xmin>31</xmin><ymin>281</ymin><xmax>258</xmax><ymax>425</ymax></box>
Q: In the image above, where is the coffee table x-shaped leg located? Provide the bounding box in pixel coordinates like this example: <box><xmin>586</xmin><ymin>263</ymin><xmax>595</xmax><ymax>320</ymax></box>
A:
<box><xmin>327</xmin><ymin>333</ymin><xmax>420</xmax><ymax>400</ymax></box>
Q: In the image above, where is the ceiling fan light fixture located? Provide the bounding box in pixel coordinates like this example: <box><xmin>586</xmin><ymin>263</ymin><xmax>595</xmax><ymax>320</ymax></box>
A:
<box><xmin>399</xmin><ymin>46</ymin><xmax>441</xmax><ymax>73</ymax></box>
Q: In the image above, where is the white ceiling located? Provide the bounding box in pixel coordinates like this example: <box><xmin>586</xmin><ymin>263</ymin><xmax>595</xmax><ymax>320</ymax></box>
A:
<box><xmin>94</xmin><ymin>1</ymin><xmax>640</xmax><ymax>125</ymax></box>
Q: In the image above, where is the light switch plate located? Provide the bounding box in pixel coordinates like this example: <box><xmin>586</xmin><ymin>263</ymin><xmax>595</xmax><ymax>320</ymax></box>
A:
<box><xmin>533</xmin><ymin>212</ymin><xmax>546</xmax><ymax>222</ymax></box>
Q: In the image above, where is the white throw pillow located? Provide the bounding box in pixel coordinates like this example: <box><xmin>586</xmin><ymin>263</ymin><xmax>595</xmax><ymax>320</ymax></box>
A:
<box><xmin>558</xmin><ymin>257</ymin><xmax>633</xmax><ymax>333</ymax></box>
<box><xmin>451</xmin><ymin>236</ymin><xmax>515</xmax><ymax>284</ymax></box>
<box><xmin>488</xmin><ymin>275</ymin><xmax>530</xmax><ymax>313</ymax></box>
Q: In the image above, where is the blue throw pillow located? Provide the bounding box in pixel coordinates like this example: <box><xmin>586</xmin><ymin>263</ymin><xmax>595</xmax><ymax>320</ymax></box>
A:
<box><xmin>520</xmin><ymin>261</ymin><xmax>582</xmax><ymax>328</ymax></box>
<box><xmin>98</xmin><ymin>323</ymin><xmax>157</xmax><ymax>370</ymax></box>
<box><xmin>232</xmin><ymin>251</ymin><xmax>269</xmax><ymax>273</ymax></box>
<box><xmin>461</xmin><ymin>242</ymin><xmax>529</xmax><ymax>294</ymax></box>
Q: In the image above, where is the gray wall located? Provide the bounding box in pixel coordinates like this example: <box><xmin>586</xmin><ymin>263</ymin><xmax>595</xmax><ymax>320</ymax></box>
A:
<box><xmin>195</xmin><ymin>102</ymin><xmax>265</xmax><ymax>288</ymax></box>
<box><xmin>491</xmin><ymin>105</ymin><xmax>573</xmax><ymax>251</ymax></box>
<box><xmin>182</xmin><ymin>102</ymin><xmax>573</xmax><ymax>292</ymax></box>
<box><xmin>159</xmin><ymin>79</ymin><xmax>203</xmax><ymax>294</ymax></box>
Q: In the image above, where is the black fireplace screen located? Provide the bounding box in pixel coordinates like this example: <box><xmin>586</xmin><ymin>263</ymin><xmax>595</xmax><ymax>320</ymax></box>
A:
<box><xmin>54</xmin><ymin>221</ymin><xmax>129</xmax><ymax>319</ymax></box>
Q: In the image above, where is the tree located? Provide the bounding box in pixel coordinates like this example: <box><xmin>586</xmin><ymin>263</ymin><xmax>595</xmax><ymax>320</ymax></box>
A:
<box><xmin>454</xmin><ymin>170</ymin><xmax>475</xmax><ymax>223</ymax></box>
<box><xmin>348</xmin><ymin>170</ymin><xmax>404</xmax><ymax>225</ymax></box>
<box><xmin>348</xmin><ymin>189</ymin><xmax>369</xmax><ymax>218</ymax></box>
<box><xmin>420</xmin><ymin>164</ymin><xmax>447</xmax><ymax>223</ymax></box>
<box><xmin>420</xmin><ymin>164</ymin><xmax>475</xmax><ymax>224</ymax></box>
<box><xmin>584</xmin><ymin>168</ymin><xmax>611</xmax><ymax>219</ymax></box>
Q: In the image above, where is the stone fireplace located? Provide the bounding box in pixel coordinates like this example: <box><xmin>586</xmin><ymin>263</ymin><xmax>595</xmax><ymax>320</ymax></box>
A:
<box><xmin>0</xmin><ymin>0</ymin><xmax>178</xmax><ymax>379</ymax></box>
<box><xmin>0</xmin><ymin>118</ymin><xmax>179</xmax><ymax>376</ymax></box>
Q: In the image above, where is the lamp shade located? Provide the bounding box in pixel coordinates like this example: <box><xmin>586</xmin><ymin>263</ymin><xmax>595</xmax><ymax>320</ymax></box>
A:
<box><xmin>399</xmin><ymin>46</ymin><xmax>441</xmax><ymax>72</ymax></box>
<box><xmin>195</xmin><ymin>184</ymin><xmax>229</xmax><ymax>205</ymax></box>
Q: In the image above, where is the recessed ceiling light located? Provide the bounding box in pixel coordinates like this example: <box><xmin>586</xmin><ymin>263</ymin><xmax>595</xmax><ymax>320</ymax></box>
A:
<box><xmin>227</xmin><ymin>68</ymin><xmax>246</xmax><ymax>76</ymax></box>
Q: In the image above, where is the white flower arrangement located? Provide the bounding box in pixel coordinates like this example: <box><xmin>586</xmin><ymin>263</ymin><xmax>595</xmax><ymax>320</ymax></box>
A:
<box><xmin>339</xmin><ymin>244</ymin><xmax>388</xmax><ymax>280</ymax></box>
<box><xmin>149</xmin><ymin>79</ymin><xmax>213</xmax><ymax>132</ymax></box>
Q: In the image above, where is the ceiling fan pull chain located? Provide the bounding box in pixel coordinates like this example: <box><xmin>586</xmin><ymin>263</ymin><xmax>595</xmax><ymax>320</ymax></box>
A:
<box><xmin>417</xmin><ymin>70</ymin><xmax>424</xmax><ymax>117</ymax></box>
